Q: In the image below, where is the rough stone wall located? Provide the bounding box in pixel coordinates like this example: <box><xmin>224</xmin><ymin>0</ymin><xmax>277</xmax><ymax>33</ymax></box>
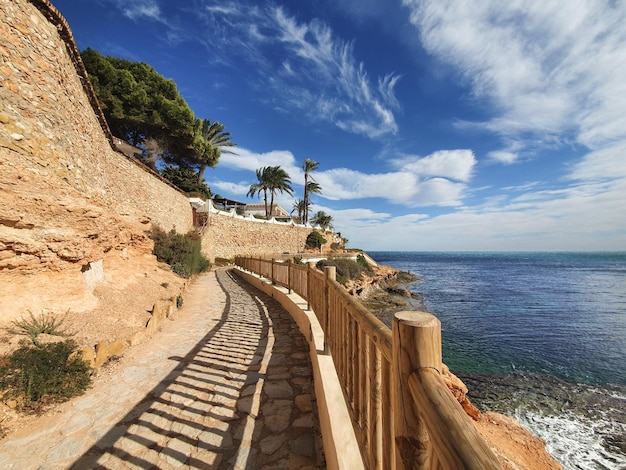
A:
<box><xmin>0</xmin><ymin>0</ymin><xmax>192</xmax><ymax>235</ymax></box>
<box><xmin>201</xmin><ymin>214</ymin><xmax>312</xmax><ymax>261</ymax></box>
<box><xmin>1</xmin><ymin>0</ymin><xmax>313</xmax><ymax>273</ymax></box>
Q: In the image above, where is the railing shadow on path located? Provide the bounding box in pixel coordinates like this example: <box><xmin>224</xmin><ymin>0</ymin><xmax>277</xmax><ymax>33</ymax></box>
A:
<box><xmin>71</xmin><ymin>268</ymin><xmax>323</xmax><ymax>469</ymax></box>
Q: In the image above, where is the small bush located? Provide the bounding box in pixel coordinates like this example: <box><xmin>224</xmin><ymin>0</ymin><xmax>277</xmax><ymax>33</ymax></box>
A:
<box><xmin>0</xmin><ymin>340</ymin><xmax>91</xmax><ymax>410</ymax></box>
<box><xmin>176</xmin><ymin>295</ymin><xmax>184</xmax><ymax>308</ymax></box>
<box><xmin>356</xmin><ymin>254</ymin><xmax>374</xmax><ymax>274</ymax></box>
<box><xmin>7</xmin><ymin>312</ymin><xmax>74</xmax><ymax>346</ymax></box>
<box><xmin>149</xmin><ymin>227</ymin><xmax>211</xmax><ymax>278</ymax></box>
<box><xmin>317</xmin><ymin>258</ymin><xmax>364</xmax><ymax>281</ymax></box>
<box><xmin>306</xmin><ymin>231</ymin><xmax>326</xmax><ymax>250</ymax></box>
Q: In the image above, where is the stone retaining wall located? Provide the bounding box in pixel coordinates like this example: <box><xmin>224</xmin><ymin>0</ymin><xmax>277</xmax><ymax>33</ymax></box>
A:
<box><xmin>201</xmin><ymin>212</ymin><xmax>313</xmax><ymax>262</ymax></box>
<box><xmin>0</xmin><ymin>0</ymin><xmax>193</xmax><ymax>234</ymax></box>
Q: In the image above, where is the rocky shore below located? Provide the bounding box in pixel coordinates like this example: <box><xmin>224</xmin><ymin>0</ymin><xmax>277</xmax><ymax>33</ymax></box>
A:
<box><xmin>346</xmin><ymin>262</ymin><xmax>562</xmax><ymax>470</ymax></box>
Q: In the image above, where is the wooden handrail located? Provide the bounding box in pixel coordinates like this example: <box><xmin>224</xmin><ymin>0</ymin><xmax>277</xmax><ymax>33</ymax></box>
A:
<box><xmin>234</xmin><ymin>256</ymin><xmax>501</xmax><ymax>469</ymax></box>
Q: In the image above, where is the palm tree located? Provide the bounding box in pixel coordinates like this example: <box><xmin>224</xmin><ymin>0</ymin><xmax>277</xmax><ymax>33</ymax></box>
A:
<box><xmin>247</xmin><ymin>167</ymin><xmax>271</xmax><ymax>217</ymax></box>
<box><xmin>247</xmin><ymin>166</ymin><xmax>293</xmax><ymax>218</ymax></box>
<box><xmin>302</xmin><ymin>159</ymin><xmax>320</xmax><ymax>225</ymax></box>
<box><xmin>291</xmin><ymin>198</ymin><xmax>309</xmax><ymax>224</ymax></box>
<box><xmin>195</xmin><ymin>119</ymin><xmax>236</xmax><ymax>185</ymax></box>
<box><xmin>311</xmin><ymin>210</ymin><xmax>333</xmax><ymax>230</ymax></box>
<box><xmin>266</xmin><ymin>166</ymin><xmax>293</xmax><ymax>219</ymax></box>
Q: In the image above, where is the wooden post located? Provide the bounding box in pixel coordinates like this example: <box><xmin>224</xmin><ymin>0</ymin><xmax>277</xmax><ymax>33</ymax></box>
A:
<box><xmin>271</xmin><ymin>258</ymin><xmax>276</xmax><ymax>285</ymax></box>
<box><xmin>392</xmin><ymin>311</ymin><xmax>441</xmax><ymax>470</ymax></box>
<box><xmin>306</xmin><ymin>262</ymin><xmax>315</xmax><ymax>310</ymax></box>
<box><xmin>288</xmin><ymin>259</ymin><xmax>293</xmax><ymax>293</ymax></box>
<box><xmin>323</xmin><ymin>266</ymin><xmax>335</xmax><ymax>353</ymax></box>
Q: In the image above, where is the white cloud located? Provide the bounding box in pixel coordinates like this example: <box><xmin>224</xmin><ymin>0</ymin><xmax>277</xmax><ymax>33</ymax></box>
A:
<box><xmin>488</xmin><ymin>151</ymin><xmax>518</xmax><ymax>165</ymax></box>
<box><xmin>403</xmin><ymin>0</ymin><xmax>626</xmax><ymax>173</ymax></box>
<box><xmin>348</xmin><ymin>177</ymin><xmax>626</xmax><ymax>251</ymax></box>
<box><xmin>218</xmin><ymin>147</ymin><xmax>300</xmax><ymax>176</ymax></box>
<box><xmin>112</xmin><ymin>0</ymin><xmax>163</xmax><ymax>21</ymax></box>
<box><xmin>196</xmin><ymin>1</ymin><xmax>400</xmax><ymax>139</ymax></box>
<box><xmin>217</xmin><ymin>147</ymin><xmax>474</xmax><ymax>208</ymax></box>
<box><xmin>391</xmin><ymin>150</ymin><xmax>476</xmax><ymax>182</ymax></box>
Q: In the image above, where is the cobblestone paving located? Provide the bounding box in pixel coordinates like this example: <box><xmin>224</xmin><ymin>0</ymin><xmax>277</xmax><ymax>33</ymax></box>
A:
<box><xmin>0</xmin><ymin>268</ymin><xmax>325</xmax><ymax>469</ymax></box>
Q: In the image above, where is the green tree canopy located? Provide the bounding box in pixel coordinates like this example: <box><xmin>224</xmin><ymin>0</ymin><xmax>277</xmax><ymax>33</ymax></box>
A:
<box><xmin>160</xmin><ymin>166</ymin><xmax>212</xmax><ymax>199</ymax></box>
<box><xmin>81</xmin><ymin>49</ymin><xmax>237</xmax><ymax>194</ymax></box>
<box><xmin>81</xmin><ymin>48</ymin><xmax>197</xmax><ymax>158</ymax></box>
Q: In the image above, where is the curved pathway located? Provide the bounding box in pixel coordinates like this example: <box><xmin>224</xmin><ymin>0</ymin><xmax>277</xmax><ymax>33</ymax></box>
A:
<box><xmin>0</xmin><ymin>268</ymin><xmax>325</xmax><ymax>469</ymax></box>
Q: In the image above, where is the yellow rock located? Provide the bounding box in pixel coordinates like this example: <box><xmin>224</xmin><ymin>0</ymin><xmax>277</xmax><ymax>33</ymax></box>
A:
<box><xmin>94</xmin><ymin>340</ymin><xmax>109</xmax><ymax>368</ymax></box>
<box><xmin>107</xmin><ymin>339</ymin><xmax>127</xmax><ymax>358</ymax></box>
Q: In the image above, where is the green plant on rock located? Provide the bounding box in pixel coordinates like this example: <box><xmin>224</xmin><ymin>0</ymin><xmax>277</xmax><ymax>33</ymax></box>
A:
<box><xmin>149</xmin><ymin>227</ymin><xmax>211</xmax><ymax>278</ymax></box>
<box><xmin>7</xmin><ymin>311</ymin><xmax>74</xmax><ymax>346</ymax></box>
<box><xmin>356</xmin><ymin>254</ymin><xmax>374</xmax><ymax>274</ymax></box>
<box><xmin>305</xmin><ymin>230</ymin><xmax>326</xmax><ymax>250</ymax></box>
<box><xmin>0</xmin><ymin>340</ymin><xmax>91</xmax><ymax>411</ymax></box>
<box><xmin>317</xmin><ymin>258</ymin><xmax>364</xmax><ymax>282</ymax></box>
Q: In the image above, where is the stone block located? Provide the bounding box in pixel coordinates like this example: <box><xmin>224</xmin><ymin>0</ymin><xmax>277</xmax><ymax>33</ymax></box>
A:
<box><xmin>94</xmin><ymin>340</ymin><xmax>108</xmax><ymax>368</ymax></box>
<box><xmin>106</xmin><ymin>339</ymin><xmax>127</xmax><ymax>358</ymax></box>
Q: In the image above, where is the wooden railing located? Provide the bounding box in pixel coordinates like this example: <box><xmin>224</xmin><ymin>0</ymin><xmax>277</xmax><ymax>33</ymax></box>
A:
<box><xmin>235</xmin><ymin>256</ymin><xmax>502</xmax><ymax>470</ymax></box>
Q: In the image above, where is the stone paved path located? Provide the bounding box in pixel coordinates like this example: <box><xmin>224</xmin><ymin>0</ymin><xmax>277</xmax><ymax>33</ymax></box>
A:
<box><xmin>0</xmin><ymin>268</ymin><xmax>325</xmax><ymax>469</ymax></box>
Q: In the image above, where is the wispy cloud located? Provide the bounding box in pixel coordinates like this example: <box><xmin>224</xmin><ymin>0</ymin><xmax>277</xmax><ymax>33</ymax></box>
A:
<box><xmin>403</xmin><ymin>0</ymin><xmax>626</xmax><ymax>172</ymax></box>
<box><xmin>109</xmin><ymin>0</ymin><xmax>164</xmax><ymax>22</ymax></box>
<box><xmin>194</xmin><ymin>1</ymin><xmax>400</xmax><ymax>139</ymax></box>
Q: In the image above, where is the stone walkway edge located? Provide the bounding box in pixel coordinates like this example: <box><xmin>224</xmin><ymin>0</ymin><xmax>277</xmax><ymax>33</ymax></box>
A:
<box><xmin>232</xmin><ymin>267</ymin><xmax>364</xmax><ymax>470</ymax></box>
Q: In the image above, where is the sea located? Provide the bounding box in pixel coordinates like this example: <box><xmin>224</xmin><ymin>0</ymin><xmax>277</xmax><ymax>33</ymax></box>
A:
<box><xmin>369</xmin><ymin>252</ymin><xmax>626</xmax><ymax>470</ymax></box>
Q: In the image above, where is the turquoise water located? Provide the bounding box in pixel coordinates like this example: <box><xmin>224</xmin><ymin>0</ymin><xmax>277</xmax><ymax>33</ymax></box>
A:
<box><xmin>369</xmin><ymin>252</ymin><xmax>626</xmax><ymax>469</ymax></box>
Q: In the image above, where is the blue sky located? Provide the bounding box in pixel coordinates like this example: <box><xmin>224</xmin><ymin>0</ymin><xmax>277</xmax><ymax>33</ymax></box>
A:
<box><xmin>53</xmin><ymin>0</ymin><xmax>626</xmax><ymax>251</ymax></box>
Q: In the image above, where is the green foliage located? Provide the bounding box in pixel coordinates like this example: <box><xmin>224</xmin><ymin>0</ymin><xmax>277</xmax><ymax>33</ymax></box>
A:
<box><xmin>176</xmin><ymin>295</ymin><xmax>184</xmax><ymax>308</ymax></box>
<box><xmin>7</xmin><ymin>312</ymin><xmax>74</xmax><ymax>346</ymax></box>
<box><xmin>149</xmin><ymin>227</ymin><xmax>211</xmax><ymax>278</ymax></box>
<box><xmin>81</xmin><ymin>48</ymin><xmax>196</xmax><ymax>156</ymax></box>
<box><xmin>0</xmin><ymin>341</ymin><xmax>91</xmax><ymax>410</ymax></box>
<box><xmin>247</xmin><ymin>166</ymin><xmax>293</xmax><ymax>218</ymax></box>
<box><xmin>310</xmin><ymin>210</ymin><xmax>333</xmax><ymax>230</ymax></box>
<box><xmin>81</xmin><ymin>49</ymin><xmax>236</xmax><ymax>191</ymax></box>
<box><xmin>160</xmin><ymin>166</ymin><xmax>212</xmax><ymax>199</ymax></box>
<box><xmin>305</xmin><ymin>231</ymin><xmax>327</xmax><ymax>249</ymax></box>
<box><xmin>356</xmin><ymin>254</ymin><xmax>374</xmax><ymax>274</ymax></box>
<box><xmin>317</xmin><ymin>258</ymin><xmax>365</xmax><ymax>282</ymax></box>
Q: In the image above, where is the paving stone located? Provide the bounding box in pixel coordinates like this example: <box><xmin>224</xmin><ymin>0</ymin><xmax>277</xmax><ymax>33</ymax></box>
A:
<box><xmin>45</xmin><ymin>437</ymin><xmax>84</xmax><ymax>462</ymax></box>
<box><xmin>264</xmin><ymin>380</ymin><xmax>294</xmax><ymax>399</ymax></box>
<box><xmin>260</xmin><ymin>434</ymin><xmax>285</xmax><ymax>455</ymax></box>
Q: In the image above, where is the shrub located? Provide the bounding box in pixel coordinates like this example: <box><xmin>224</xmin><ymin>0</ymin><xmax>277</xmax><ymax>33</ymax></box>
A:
<box><xmin>356</xmin><ymin>254</ymin><xmax>374</xmax><ymax>274</ymax></box>
<box><xmin>317</xmin><ymin>258</ymin><xmax>364</xmax><ymax>281</ymax></box>
<box><xmin>149</xmin><ymin>227</ymin><xmax>211</xmax><ymax>278</ymax></box>
<box><xmin>7</xmin><ymin>311</ymin><xmax>74</xmax><ymax>346</ymax></box>
<box><xmin>0</xmin><ymin>340</ymin><xmax>91</xmax><ymax>410</ymax></box>
<box><xmin>305</xmin><ymin>231</ymin><xmax>326</xmax><ymax>250</ymax></box>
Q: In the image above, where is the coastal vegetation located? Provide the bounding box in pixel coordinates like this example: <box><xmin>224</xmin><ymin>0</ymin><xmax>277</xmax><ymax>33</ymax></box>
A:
<box><xmin>81</xmin><ymin>48</ymin><xmax>236</xmax><ymax>197</ymax></box>
<box><xmin>302</xmin><ymin>158</ymin><xmax>320</xmax><ymax>225</ymax></box>
<box><xmin>1</xmin><ymin>313</ymin><xmax>91</xmax><ymax>412</ymax></box>
<box><xmin>149</xmin><ymin>227</ymin><xmax>211</xmax><ymax>278</ymax></box>
<box><xmin>247</xmin><ymin>166</ymin><xmax>294</xmax><ymax>219</ymax></box>
<box><xmin>305</xmin><ymin>230</ymin><xmax>327</xmax><ymax>250</ymax></box>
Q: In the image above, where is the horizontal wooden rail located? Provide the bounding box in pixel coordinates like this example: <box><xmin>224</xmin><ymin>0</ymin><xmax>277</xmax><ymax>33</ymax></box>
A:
<box><xmin>235</xmin><ymin>256</ymin><xmax>501</xmax><ymax>470</ymax></box>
